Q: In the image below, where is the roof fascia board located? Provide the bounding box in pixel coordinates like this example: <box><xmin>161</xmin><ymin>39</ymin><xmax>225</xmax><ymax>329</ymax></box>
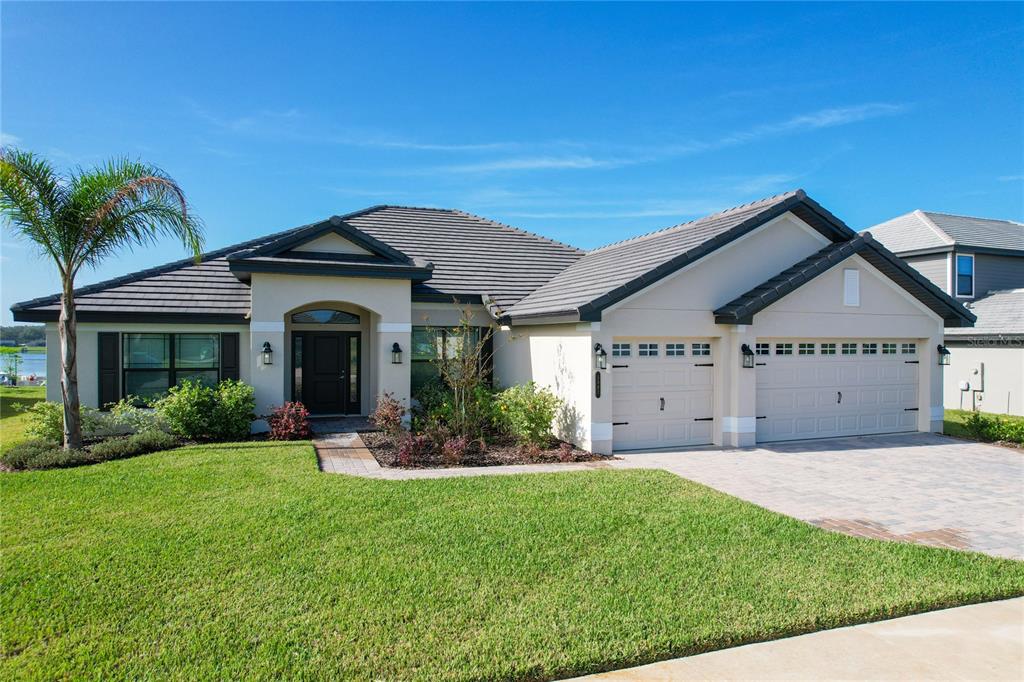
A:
<box><xmin>502</xmin><ymin>311</ymin><xmax>581</xmax><ymax>326</ymax></box>
<box><xmin>411</xmin><ymin>293</ymin><xmax>484</xmax><ymax>304</ymax></box>
<box><xmin>946</xmin><ymin>246</ymin><xmax>1024</xmax><ymax>258</ymax></box>
<box><xmin>12</xmin><ymin>310</ymin><xmax>249</xmax><ymax>324</ymax></box>
<box><xmin>892</xmin><ymin>245</ymin><xmax>955</xmax><ymax>258</ymax></box>
<box><xmin>229</xmin><ymin>260</ymin><xmax>433</xmax><ymax>281</ymax></box>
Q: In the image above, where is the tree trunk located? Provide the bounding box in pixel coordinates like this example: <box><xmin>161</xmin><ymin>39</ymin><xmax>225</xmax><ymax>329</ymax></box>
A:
<box><xmin>58</xmin><ymin>281</ymin><xmax>83</xmax><ymax>449</ymax></box>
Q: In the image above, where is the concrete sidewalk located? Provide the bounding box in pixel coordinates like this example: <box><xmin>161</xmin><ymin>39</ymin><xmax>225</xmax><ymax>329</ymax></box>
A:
<box><xmin>568</xmin><ymin>598</ymin><xmax>1024</xmax><ymax>681</ymax></box>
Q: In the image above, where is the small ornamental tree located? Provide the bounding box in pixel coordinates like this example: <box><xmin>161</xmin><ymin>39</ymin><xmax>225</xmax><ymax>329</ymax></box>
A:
<box><xmin>428</xmin><ymin>306</ymin><xmax>496</xmax><ymax>441</ymax></box>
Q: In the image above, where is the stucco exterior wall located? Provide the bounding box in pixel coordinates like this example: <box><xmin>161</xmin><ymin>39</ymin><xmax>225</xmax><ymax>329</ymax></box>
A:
<box><xmin>43</xmin><ymin>322</ymin><xmax>251</xmax><ymax>408</ymax></box>
<box><xmin>943</xmin><ymin>342</ymin><xmax>1024</xmax><ymax>416</ymax></box>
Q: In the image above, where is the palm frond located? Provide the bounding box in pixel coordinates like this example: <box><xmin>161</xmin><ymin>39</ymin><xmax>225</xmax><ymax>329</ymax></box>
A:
<box><xmin>0</xmin><ymin>148</ymin><xmax>68</xmax><ymax>269</ymax></box>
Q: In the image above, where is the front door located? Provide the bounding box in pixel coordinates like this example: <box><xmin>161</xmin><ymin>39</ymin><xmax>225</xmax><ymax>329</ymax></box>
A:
<box><xmin>294</xmin><ymin>332</ymin><xmax>361</xmax><ymax>414</ymax></box>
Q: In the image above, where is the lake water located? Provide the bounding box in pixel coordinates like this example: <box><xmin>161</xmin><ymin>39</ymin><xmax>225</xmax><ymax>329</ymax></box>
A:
<box><xmin>5</xmin><ymin>352</ymin><xmax>46</xmax><ymax>379</ymax></box>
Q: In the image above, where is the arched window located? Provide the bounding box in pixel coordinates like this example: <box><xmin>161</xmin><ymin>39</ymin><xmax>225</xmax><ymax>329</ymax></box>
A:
<box><xmin>291</xmin><ymin>309</ymin><xmax>360</xmax><ymax>324</ymax></box>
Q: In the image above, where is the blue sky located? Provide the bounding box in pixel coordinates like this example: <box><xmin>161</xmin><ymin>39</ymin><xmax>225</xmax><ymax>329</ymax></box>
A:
<box><xmin>2</xmin><ymin>2</ymin><xmax>1022</xmax><ymax>323</ymax></box>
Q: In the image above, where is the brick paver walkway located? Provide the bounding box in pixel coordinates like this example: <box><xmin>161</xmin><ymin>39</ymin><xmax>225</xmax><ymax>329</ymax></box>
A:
<box><xmin>313</xmin><ymin>431</ymin><xmax>1023</xmax><ymax>559</ymax></box>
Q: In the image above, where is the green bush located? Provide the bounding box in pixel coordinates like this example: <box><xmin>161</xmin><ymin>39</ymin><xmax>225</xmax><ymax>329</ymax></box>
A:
<box><xmin>107</xmin><ymin>396</ymin><xmax>168</xmax><ymax>434</ymax></box>
<box><xmin>89</xmin><ymin>430</ymin><xmax>178</xmax><ymax>461</ymax></box>
<box><xmin>154</xmin><ymin>380</ymin><xmax>216</xmax><ymax>440</ymax></box>
<box><xmin>24</xmin><ymin>400</ymin><xmax>105</xmax><ymax>444</ymax></box>
<box><xmin>961</xmin><ymin>411</ymin><xmax>1024</xmax><ymax>445</ymax></box>
<box><xmin>495</xmin><ymin>382</ymin><xmax>562</xmax><ymax>448</ymax></box>
<box><xmin>1</xmin><ymin>439</ymin><xmax>90</xmax><ymax>470</ymax></box>
<box><xmin>209</xmin><ymin>380</ymin><xmax>256</xmax><ymax>441</ymax></box>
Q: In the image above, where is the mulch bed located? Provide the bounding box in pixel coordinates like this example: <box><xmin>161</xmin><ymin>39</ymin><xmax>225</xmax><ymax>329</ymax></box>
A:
<box><xmin>361</xmin><ymin>431</ymin><xmax>611</xmax><ymax>469</ymax></box>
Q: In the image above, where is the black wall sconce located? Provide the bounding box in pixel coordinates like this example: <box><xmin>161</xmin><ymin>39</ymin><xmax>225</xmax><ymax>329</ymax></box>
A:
<box><xmin>937</xmin><ymin>344</ymin><xmax>950</xmax><ymax>366</ymax></box>
<box><xmin>594</xmin><ymin>343</ymin><xmax>608</xmax><ymax>370</ymax></box>
<box><xmin>391</xmin><ymin>342</ymin><xmax>403</xmax><ymax>364</ymax></box>
<box><xmin>741</xmin><ymin>343</ymin><xmax>755</xmax><ymax>369</ymax></box>
<box><xmin>261</xmin><ymin>341</ymin><xmax>273</xmax><ymax>365</ymax></box>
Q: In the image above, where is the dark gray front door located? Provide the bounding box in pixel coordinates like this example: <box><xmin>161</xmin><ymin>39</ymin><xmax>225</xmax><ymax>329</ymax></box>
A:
<box><xmin>295</xmin><ymin>332</ymin><xmax>360</xmax><ymax>414</ymax></box>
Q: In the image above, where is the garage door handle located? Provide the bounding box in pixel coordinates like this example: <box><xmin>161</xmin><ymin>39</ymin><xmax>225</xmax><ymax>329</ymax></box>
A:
<box><xmin>904</xmin><ymin>408</ymin><xmax>919</xmax><ymax>412</ymax></box>
<box><xmin>694</xmin><ymin>417</ymin><xmax>713</xmax><ymax>422</ymax></box>
<box><xmin>659</xmin><ymin>397</ymin><xmax>665</xmax><ymax>411</ymax></box>
<box><xmin>837</xmin><ymin>391</ymin><xmax>842</xmax><ymax>404</ymax></box>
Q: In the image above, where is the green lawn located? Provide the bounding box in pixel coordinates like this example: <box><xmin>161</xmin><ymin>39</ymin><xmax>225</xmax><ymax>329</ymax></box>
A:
<box><xmin>3</xmin><ymin>443</ymin><xmax>1022</xmax><ymax>680</ymax></box>
<box><xmin>0</xmin><ymin>385</ymin><xmax>46</xmax><ymax>454</ymax></box>
<box><xmin>944</xmin><ymin>408</ymin><xmax>1024</xmax><ymax>440</ymax></box>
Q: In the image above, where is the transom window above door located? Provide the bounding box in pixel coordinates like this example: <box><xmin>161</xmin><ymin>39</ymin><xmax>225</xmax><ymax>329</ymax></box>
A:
<box><xmin>291</xmin><ymin>309</ymin><xmax>361</xmax><ymax>324</ymax></box>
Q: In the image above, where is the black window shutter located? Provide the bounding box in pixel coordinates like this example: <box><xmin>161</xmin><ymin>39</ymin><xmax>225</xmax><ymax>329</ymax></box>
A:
<box><xmin>221</xmin><ymin>333</ymin><xmax>240</xmax><ymax>381</ymax></box>
<box><xmin>98</xmin><ymin>332</ymin><xmax>120</xmax><ymax>410</ymax></box>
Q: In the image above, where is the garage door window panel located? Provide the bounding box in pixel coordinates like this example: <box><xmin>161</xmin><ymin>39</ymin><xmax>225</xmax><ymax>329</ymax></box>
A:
<box><xmin>666</xmin><ymin>343</ymin><xmax>685</xmax><ymax>357</ymax></box>
<box><xmin>638</xmin><ymin>343</ymin><xmax>659</xmax><ymax>357</ymax></box>
<box><xmin>612</xmin><ymin>343</ymin><xmax>631</xmax><ymax>357</ymax></box>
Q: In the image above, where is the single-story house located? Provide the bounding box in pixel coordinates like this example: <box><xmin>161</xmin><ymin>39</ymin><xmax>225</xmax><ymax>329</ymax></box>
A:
<box><xmin>12</xmin><ymin>190</ymin><xmax>975</xmax><ymax>454</ymax></box>
<box><xmin>868</xmin><ymin>210</ymin><xmax>1024</xmax><ymax>416</ymax></box>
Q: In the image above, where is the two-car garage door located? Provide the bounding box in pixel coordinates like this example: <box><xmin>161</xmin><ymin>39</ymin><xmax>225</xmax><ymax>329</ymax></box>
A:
<box><xmin>755</xmin><ymin>340</ymin><xmax>920</xmax><ymax>443</ymax></box>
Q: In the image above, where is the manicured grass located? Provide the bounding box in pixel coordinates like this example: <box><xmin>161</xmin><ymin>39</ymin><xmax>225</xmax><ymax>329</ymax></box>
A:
<box><xmin>0</xmin><ymin>385</ymin><xmax>46</xmax><ymax>454</ymax></box>
<box><xmin>944</xmin><ymin>408</ymin><xmax>1024</xmax><ymax>440</ymax></box>
<box><xmin>0</xmin><ymin>346</ymin><xmax>45</xmax><ymax>354</ymax></box>
<box><xmin>3</xmin><ymin>442</ymin><xmax>1022</xmax><ymax>680</ymax></box>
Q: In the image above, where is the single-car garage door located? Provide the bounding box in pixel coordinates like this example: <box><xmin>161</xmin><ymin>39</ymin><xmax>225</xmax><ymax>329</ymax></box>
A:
<box><xmin>612</xmin><ymin>338</ymin><xmax>715</xmax><ymax>450</ymax></box>
<box><xmin>756</xmin><ymin>339</ymin><xmax>919</xmax><ymax>443</ymax></box>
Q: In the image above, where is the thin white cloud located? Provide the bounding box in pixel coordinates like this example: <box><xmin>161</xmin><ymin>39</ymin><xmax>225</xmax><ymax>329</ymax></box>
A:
<box><xmin>439</xmin><ymin>156</ymin><xmax>627</xmax><ymax>174</ymax></box>
<box><xmin>997</xmin><ymin>174</ymin><xmax>1023</xmax><ymax>182</ymax></box>
<box><xmin>1</xmin><ymin>132</ymin><xmax>22</xmax><ymax>147</ymax></box>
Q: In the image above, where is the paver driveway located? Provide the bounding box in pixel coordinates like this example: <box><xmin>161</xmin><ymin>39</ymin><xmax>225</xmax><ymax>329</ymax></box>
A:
<box><xmin>613</xmin><ymin>433</ymin><xmax>1024</xmax><ymax>560</ymax></box>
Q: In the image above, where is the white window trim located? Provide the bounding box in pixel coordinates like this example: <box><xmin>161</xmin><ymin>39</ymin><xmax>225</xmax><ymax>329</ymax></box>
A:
<box><xmin>955</xmin><ymin>253</ymin><xmax>975</xmax><ymax>299</ymax></box>
<box><xmin>843</xmin><ymin>268</ymin><xmax>860</xmax><ymax>307</ymax></box>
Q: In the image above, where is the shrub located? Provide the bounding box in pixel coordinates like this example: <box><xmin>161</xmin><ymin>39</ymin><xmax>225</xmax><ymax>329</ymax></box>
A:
<box><xmin>25</xmin><ymin>400</ymin><xmax>105</xmax><ymax>444</ymax></box>
<box><xmin>370</xmin><ymin>392</ymin><xmax>406</xmax><ymax>441</ymax></box>
<box><xmin>960</xmin><ymin>411</ymin><xmax>1024</xmax><ymax>445</ymax></box>
<box><xmin>89</xmin><ymin>430</ymin><xmax>179</xmax><ymax>461</ymax></box>
<box><xmin>209</xmin><ymin>380</ymin><xmax>256</xmax><ymax>441</ymax></box>
<box><xmin>107</xmin><ymin>396</ymin><xmax>168</xmax><ymax>434</ymax></box>
<box><xmin>397</xmin><ymin>433</ymin><xmax>432</xmax><ymax>467</ymax></box>
<box><xmin>2</xmin><ymin>430</ymin><xmax>180</xmax><ymax>471</ymax></box>
<box><xmin>154</xmin><ymin>380</ymin><xmax>216</xmax><ymax>440</ymax></box>
<box><xmin>1</xmin><ymin>440</ymin><xmax>76</xmax><ymax>470</ymax></box>
<box><xmin>558</xmin><ymin>441</ymin><xmax>575</xmax><ymax>463</ymax></box>
<box><xmin>495</xmin><ymin>382</ymin><xmax>562</xmax><ymax>448</ymax></box>
<box><xmin>267</xmin><ymin>402</ymin><xmax>312</xmax><ymax>440</ymax></box>
<box><xmin>441</xmin><ymin>436</ymin><xmax>470</xmax><ymax>466</ymax></box>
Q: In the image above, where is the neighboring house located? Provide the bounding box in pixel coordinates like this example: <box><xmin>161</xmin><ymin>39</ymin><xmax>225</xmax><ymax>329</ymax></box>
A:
<box><xmin>12</xmin><ymin>190</ymin><xmax>973</xmax><ymax>453</ymax></box>
<box><xmin>868</xmin><ymin>210</ymin><xmax>1024</xmax><ymax>416</ymax></box>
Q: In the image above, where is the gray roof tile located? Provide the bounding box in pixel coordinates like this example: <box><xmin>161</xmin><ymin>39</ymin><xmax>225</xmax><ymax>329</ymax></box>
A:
<box><xmin>946</xmin><ymin>289</ymin><xmax>1024</xmax><ymax>336</ymax></box>
<box><xmin>868</xmin><ymin>210</ymin><xmax>1024</xmax><ymax>254</ymax></box>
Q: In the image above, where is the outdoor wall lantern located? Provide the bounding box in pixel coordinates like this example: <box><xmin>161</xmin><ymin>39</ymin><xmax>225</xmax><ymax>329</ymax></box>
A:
<box><xmin>261</xmin><ymin>341</ymin><xmax>273</xmax><ymax>365</ymax></box>
<box><xmin>392</xmin><ymin>342</ymin><xmax>403</xmax><ymax>364</ymax></box>
<box><xmin>740</xmin><ymin>343</ymin><xmax>755</xmax><ymax>369</ymax></box>
<box><xmin>937</xmin><ymin>344</ymin><xmax>951</xmax><ymax>366</ymax></box>
<box><xmin>594</xmin><ymin>343</ymin><xmax>608</xmax><ymax>370</ymax></box>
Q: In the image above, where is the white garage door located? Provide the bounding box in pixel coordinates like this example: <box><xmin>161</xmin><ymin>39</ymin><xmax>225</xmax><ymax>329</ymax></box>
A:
<box><xmin>612</xmin><ymin>339</ymin><xmax>715</xmax><ymax>450</ymax></box>
<box><xmin>756</xmin><ymin>340</ymin><xmax>919</xmax><ymax>443</ymax></box>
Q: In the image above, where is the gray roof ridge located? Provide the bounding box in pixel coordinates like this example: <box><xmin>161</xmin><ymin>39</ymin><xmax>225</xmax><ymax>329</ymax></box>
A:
<box><xmin>448</xmin><ymin>208</ymin><xmax>584</xmax><ymax>254</ymax></box>
<box><xmin>584</xmin><ymin>189</ymin><xmax>803</xmax><ymax>255</ymax></box>
<box><xmin>908</xmin><ymin>210</ymin><xmax>956</xmax><ymax>246</ymax></box>
<box><xmin>921</xmin><ymin>209</ymin><xmax>1024</xmax><ymax>227</ymax></box>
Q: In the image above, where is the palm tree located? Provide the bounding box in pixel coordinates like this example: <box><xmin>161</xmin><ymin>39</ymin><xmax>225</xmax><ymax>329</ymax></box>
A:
<box><xmin>0</xmin><ymin>149</ymin><xmax>204</xmax><ymax>449</ymax></box>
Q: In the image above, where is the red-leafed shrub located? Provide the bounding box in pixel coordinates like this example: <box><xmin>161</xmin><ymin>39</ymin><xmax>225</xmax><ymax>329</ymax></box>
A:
<box><xmin>558</xmin><ymin>441</ymin><xmax>575</xmax><ymax>463</ymax></box>
<box><xmin>441</xmin><ymin>436</ymin><xmax>470</xmax><ymax>466</ymax></box>
<box><xmin>370</xmin><ymin>392</ymin><xmax>406</xmax><ymax>442</ymax></box>
<box><xmin>397</xmin><ymin>433</ymin><xmax>432</xmax><ymax>467</ymax></box>
<box><xmin>267</xmin><ymin>402</ymin><xmax>311</xmax><ymax>440</ymax></box>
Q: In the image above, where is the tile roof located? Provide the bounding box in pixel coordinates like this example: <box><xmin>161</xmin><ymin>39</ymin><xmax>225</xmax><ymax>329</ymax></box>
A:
<box><xmin>713</xmin><ymin>233</ymin><xmax>975</xmax><ymax>327</ymax></box>
<box><xmin>946</xmin><ymin>289</ymin><xmax>1024</xmax><ymax>337</ymax></box>
<box><xmin>504</xmin><ymin>190</ymin><xmax>813</xmax><ymax>320</ymax></box>
<box><xmin>11</xmin><ymin>206</ymin><xmax>582</xmax><ymax>321</ymax></box>
<box><xmin>868</xmin><ymin>210</ymin><xmax>1024</xmax><ymax>254</ymax></box>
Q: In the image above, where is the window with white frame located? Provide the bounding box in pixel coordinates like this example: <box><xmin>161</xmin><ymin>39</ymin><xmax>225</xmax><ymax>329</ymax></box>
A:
<box><xmin>775</xmin><ymin>343</ymin><xmax>793</xmax><ymax>355</ymax></box>
<box><xmin>862</xmin><ymin>343</ymin><xmax>878</xmax><ymax>355</ymax></box>
<box><xmin>638</xmin><ymin>343</ymin><xmax>658</xmax><ymax>357</ymax></box>
<box><xmin>798</xmin><ymin>343</ymin><xmax>815</xmax><ymax>355</ymax></box>
<box><xmin>612</xmin><ymin>343</ymin><xmax>631</xmax><ymax>357</ymax></box>
<box><xmin>691</xmin><ymin>343</ymin><xmax>711</xmax><ymax>356</ymax></box>
<box><xmin>882</xmin><ymin>343</ymin><xmax>897</xmax><ymax>354</ymax></box>
<box><xmin>821</xmin><ymin>343</ymin><xmax>836</xmax><ymax>355</ymax></box>
<box><xmin>901</xmin><ymin>343</ymin><xmax>917</xmax><ymax>355</ymax></box>
<box><xmin>755</xmin><ymin>343</ymin><xmax>770</xmax><ymax>355</ymax></box>
<box><xmin>666</xmin><ymin>343</ymin><xmax>685</xmax><ymax>356</ymax></box>
<box><xmin>841</xmin><ymin>343</ymin><xmax>857</xmax><ymax>355</ymax></box>
<box><xmin>956</xmin><ymin>254</ymin><xmax>974</xmax><ymax>297</ymax></box>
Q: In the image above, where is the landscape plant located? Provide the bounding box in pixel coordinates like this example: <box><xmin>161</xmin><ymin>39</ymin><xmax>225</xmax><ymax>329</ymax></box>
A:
<box><xmin>1</xmin><ymin>350</ymin><xmax>21</xmax><ymax>382</ymax></box>
<box><xmin>962</xmin><ymin>410</ymin><xmax>1024</xmax><ymax>445</ymax></box>
<box><xmin>1</xmin><ymin>429</ymin><xmax>177</xmax><ymax>470</ymax></box>
<box><xmin>0</xmin><ymin>148</ymin><xmax>203</xmax><ymax>448</ymax></box>
<box><xmin>266</xmin><ymin>401</ymin><xmax>312</xmax><ymax>440</ymax></box>
<box><xmin>426</xmin><ymin>309</ymin><xmax>496</xmax><ymax>442</ymax></box>
<box><xmin>495</xmin><ymin>381</ymin><xmax>562</xmax><ymax>448</ymax></box>
<box><xmin>369</xmin><ymin>392</ymin><xmax>406</xmax><ymax>440</ymax></box>
<box><xmin>24</xmin><ymin>400</ymin><xmax>105</xmax><ymax>444</ymax></box>
<box><xmin>154</xmin><ymin>380</ymin><xmax>216</xmax><ymax>440</ymax></box>
<box><xmin>208</xmin><ymin>380</ymin><xmax>256</xmax><ymax>441</ymax></box>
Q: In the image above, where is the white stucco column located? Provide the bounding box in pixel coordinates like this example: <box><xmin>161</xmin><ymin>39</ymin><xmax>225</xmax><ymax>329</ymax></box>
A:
<box><xmin>718</xmin><ymin>324</ymin><xmax>757</xmax><ymax>447</ymax></box>
<box><xmin>249</xmin><ymin>321</ymin><xmax>286</xmax><ymax>428</ymax></box>
<box><xmin>376</xmin><ymin>321</ymin><xmax>411</xmax><ymax>414</ymax></box>
<box><xmin>922</xmin><ymin>333</ymin><xmax>945</xmax><ymax>433</ymax></box>
<box><xmin>588</xmin><ymin>323</ymin><xmax>613</xmax><ymax>455</ymax></box>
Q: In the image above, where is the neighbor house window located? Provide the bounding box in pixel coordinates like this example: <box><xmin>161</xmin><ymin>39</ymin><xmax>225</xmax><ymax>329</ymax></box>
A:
<box><xmin>411</xmin><ymin>326</ymin><xmax>488</xmax><ymax>396</ymax></box>
<box><xmin>611</xmin><ymin>343</ymin><xmax>631</xmax><ymax>357</ymax></box>
<box><xmin>882</xmin><ymin>343</ymin><xmax>897</xmax><ymax>354</ymax></box>
<box><xmin>862</xmin><ymin>343</ymin><xmax>878</xmax><ymax>355</ymax></box>
<box><xmin>775</xmin><ymin>343</ymin><xmax>793</xmax><ymax>355</ymax></box>
<box><xmin>842</xmin><ymin>343</ymin><xmax>857</xmax><ymax>355</ymax></box>
<box><xmin>638</xmin><ymin>343</ymin><xmax>658</xmax><ymax>357</ymax></box>
<box><xmin>122</xmin><ymin>333</ymin><xmax>220</xmax><ymax>402</ymax></box>
<box><xmin>798</xmin><ymin>343</ymin><xmax>815</xmax><ymax>355</ymax></box>
<box><xmin>901</xmin><ymin>343</ymin><xmax>917</xmax><ymax>355</ymax></box>
<box><xmin>956</xmin><ymin>255</ymin><xmax>974</xmax><ymax>297</ymax></box>
<box><xmin>821</xmin><ymin>343</ymin><xmax>836</xmax><ymax>355</ymax></box>
<box><xmin>755</xmin><ymin>343</ymin><xmax>770</xmax><ymax>355</ymax></box>
<box><xmin>691</xmin><ymin>343</ymin><xmax>711</xmax><ymax>356</ymax></box>
<box><xmin>666</xmin><ymin>343</ymin><xmax>685</xmax><ymax>356</ymax></box>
